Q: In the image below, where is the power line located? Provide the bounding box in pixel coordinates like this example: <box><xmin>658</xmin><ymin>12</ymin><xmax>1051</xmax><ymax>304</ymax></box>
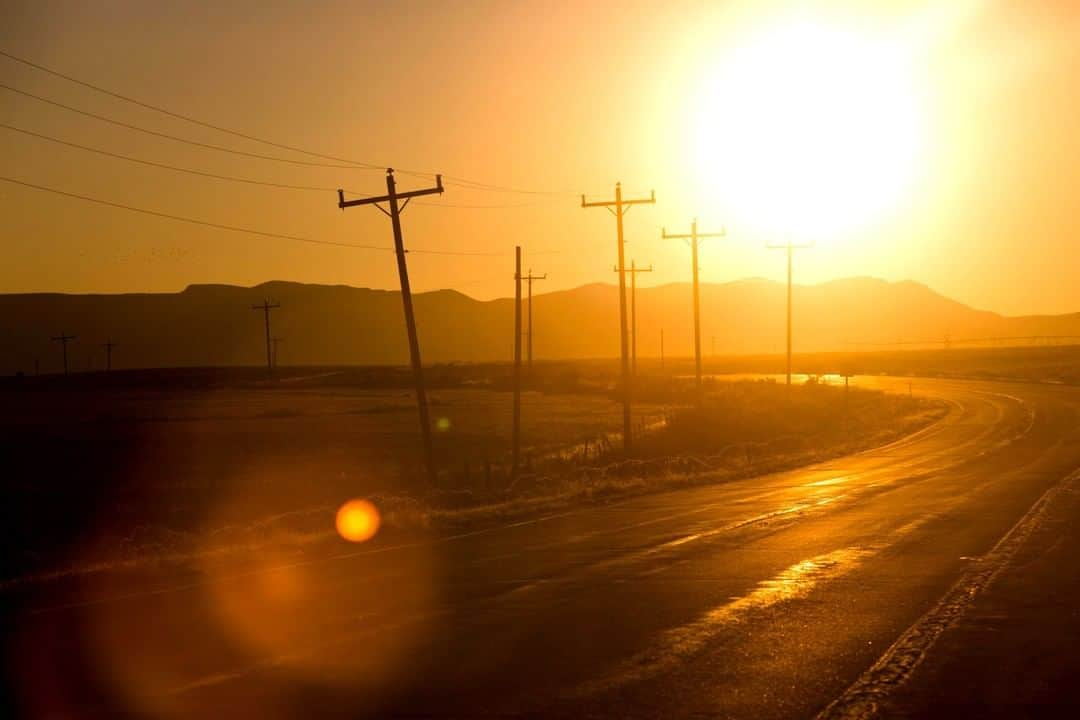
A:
<box><xmin>0</xmin><ymin>175</ymin><xmax>382</xmax><ymax>249</ymax></box>
<box><xmin>0</xmin><ymin>48</ymin><xmax>383</xmax><ymax>170</ymax></box>
<box><xmin>0</xmin><ymin>49</ymin><xmax>593</xmax><ymax>197</ymax></box>
<box><xmin>0</xmin><ymin>83</ymin><xmax>365</xmax><ymax>169</ymax></box>
<box><xmin>0</xmin><ymin>176</ymin><xmax>533</xmax><ymax>256</ymax></box>
<box><xmin>1</xmin><ymin>122</ymin><xmax>361</xmax><ymax>192</ymax></box>
<box><xmin>2</xmin><ymin>122</ymin><xmax>549</xmax><ymax>209</ymax></box>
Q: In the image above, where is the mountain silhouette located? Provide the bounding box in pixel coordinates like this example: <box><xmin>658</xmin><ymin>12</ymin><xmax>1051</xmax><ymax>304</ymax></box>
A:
<box><xmin>3</xmin><ymin>277</ymin><xmax>1078</xmax><ymax>374</ymax></box>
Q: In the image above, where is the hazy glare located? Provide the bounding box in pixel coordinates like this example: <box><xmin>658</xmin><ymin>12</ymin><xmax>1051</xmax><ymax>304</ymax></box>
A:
<box><xmin>2</xmin><ymin>0</ymin><xmax>1079</xmax><ymax>315</ymax></box>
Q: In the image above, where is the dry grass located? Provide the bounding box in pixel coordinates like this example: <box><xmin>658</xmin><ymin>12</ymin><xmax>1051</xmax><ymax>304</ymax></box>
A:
<box><xmin>0</xmin><ymin>379</ymin><xmax>944</xmax><ymax>588</ymax></box>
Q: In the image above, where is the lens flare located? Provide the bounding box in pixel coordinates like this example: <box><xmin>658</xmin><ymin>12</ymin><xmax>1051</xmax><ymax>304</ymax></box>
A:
<box><xmin>335</xmin><ymin>498</ymin><xmax>381</xmax><ymax>543</ymax></box>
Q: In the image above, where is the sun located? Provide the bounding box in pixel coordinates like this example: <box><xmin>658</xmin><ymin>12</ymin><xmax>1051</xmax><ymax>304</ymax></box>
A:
<box><xmin>689</xmin><ymin>17</ymin><xmax>924</xmax><ymax>240</ymax></box>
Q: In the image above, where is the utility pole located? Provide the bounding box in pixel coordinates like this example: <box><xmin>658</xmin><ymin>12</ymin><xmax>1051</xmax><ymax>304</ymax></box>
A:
<box><xmin>338</xmin><ymin>169</ymin><xmax>444</xmax><ymax>485</ymax></box>
<box><xmin>767</xmin><ymin>239</ymin><xmax>813</xmax><ymax>389</ymax></box>
<box><xmin>102</xmin><ymin>339</ymin><xmax>117</xmax><ymax>371</ymax></box>
<box><xmin>843</xmin><ymin>373</ymin><xmax>853</xmax><ymax>432</ymax></box>
<box><xmin>613</xmin><ymin>260</ymin><xmax>652</xmax><ymax>377</ymax></box>
<box><xmin>513</xmin><ymin>247</ymin><xmax>522</xmax><ymax>481</ymax></box>
<box><xmin>583</xmin><ymin>183</ymin><xmax>655</xmax><ymax>454</ymax></box>
<box><xmin>662</xmin><ymin>219</ymin><xmax>726</xmax><ymax>404</ymax></box>
<box><xmin>51</xmin><ymin>332</ymin><xmax>75</xmax><ymax>376</ymax></box>
<box><xmin>271</xmin><ymin>337</ymin><xmax>283</xmax><ymax>368</ymax></box>
<box><xmin>251</xmin><ymin>299</ymin><xmax>280</xmax><ymax>373</ymax></box>
<box><xmin>522</xmin><ymin>268</ymin><xmax>547</xmax><ymax>377</ymax></box>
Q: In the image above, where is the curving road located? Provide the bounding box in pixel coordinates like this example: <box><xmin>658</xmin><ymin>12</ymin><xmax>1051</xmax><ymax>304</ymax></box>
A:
<box><xmin>9</xmin><ymin>377</ymin><xmax>1080</xmax><ymax>718</ymax></box>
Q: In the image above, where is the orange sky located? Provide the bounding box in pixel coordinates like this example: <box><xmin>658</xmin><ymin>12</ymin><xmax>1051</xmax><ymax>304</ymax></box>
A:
<box><xmin>2</xmin><ymin>0</ymin><xmax>1079</xmax><ymax>316</ymax></box>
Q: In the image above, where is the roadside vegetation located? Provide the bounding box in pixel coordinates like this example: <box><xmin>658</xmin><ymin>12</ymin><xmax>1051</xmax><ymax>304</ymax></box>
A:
<box><xmin>0</xmin><ymin>373</ymin><xmax>944</xmax><ymax>587</ymax></box>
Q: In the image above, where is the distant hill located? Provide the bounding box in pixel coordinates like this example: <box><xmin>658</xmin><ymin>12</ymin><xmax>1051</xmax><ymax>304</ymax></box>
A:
<box><xmin>2</xmin><ymin>277</ymin><xmax>1079</xmax><ymax>374</ymax></box>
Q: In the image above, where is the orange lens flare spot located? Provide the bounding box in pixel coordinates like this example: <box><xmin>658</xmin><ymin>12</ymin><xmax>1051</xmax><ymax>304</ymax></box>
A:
<box><xmin>335</xmin><ymin>499</ymin><xmax>381</xmax><ymax>543</ymax></box>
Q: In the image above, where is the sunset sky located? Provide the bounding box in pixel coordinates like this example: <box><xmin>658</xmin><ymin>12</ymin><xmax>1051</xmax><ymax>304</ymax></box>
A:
<box><xmin>2</xmin><ymin>0</ymin><xmax>1079</xmax><ymax>315</ymax></box>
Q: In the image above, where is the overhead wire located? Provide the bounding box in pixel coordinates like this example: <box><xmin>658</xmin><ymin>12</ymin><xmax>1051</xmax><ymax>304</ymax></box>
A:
<box><xmin>0</xmin><ymin>83</ymin><xmax>367</xmax><ymax>170</ymax></box>
<box><xmin>0</xmin><ymin>121</ymin><xmax>552</xmax><ymax>209</ymax></box>
<box><xmin>0</xmin><ymin>48</ymin><xmax>384</xmax><ymax>170</ymax></box>
<box><xmin>1</xmin><ymin>49</ymin><xmax>584</xmax><ymax>196</ymax></box>
<box><xmin>0</xmin><ymin>176</ymin><xmax>535</xmax><ymax>256</ymax></box>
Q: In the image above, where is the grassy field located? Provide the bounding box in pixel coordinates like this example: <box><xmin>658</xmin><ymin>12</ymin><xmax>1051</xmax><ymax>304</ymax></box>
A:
<box><xmin>0</xmin><ymin>368</ymin><xmax>942</xmax><ymax>585</ymax></box>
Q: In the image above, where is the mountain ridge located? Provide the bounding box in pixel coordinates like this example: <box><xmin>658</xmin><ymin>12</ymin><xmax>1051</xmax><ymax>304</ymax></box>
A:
<box><xmin>1</xmin><ymin>277</ymin><xmax>1074</xmax><ymax>374</ymax></box>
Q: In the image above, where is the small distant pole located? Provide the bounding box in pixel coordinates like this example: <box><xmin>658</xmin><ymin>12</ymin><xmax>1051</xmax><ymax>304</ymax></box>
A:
<box><xmin>102</xmin><ymin>339</ymin><xmax>117</xmax><ymax>371</ymax></box>
<box><xmin>251</xmin><ymin>299</ymin><xmax>280</xmax><ymax>372</ymax></box>
<box><xmin>522</xmin><ymin>267</ymin><xmax>547</xmax><ymax>378</ymax></box>
<box><xmin>614</xmin><ymin>260</ymin><xmax>652</xmax><ymax>378</ymax></box>
<box><xmin>512</xmin><ymin>246</ymin><xmax>523</xmax><ymax>481</ymax></box>
<box><xmin>271</xmin><ymin>337</ymin><xmax>283</xmax><ymax>368</ymax></box>
<box><xmin>662</xmin><ymin>219</ymin><xmax>726</xmax><ymax>405</ymax></box>
<box><xmin>767</xmin><ymin>238</ymin><xmax>813</xmax><ymax>390</ymax></box>
<box><xmin>844</xmin><ymin>374</ymin><xmax>851</xmax><ymax>431</ymax></box>
<box><xmin>51</xmin><ymin>332</ymin><xmax>75</xmax><ymax>376</ymax></box>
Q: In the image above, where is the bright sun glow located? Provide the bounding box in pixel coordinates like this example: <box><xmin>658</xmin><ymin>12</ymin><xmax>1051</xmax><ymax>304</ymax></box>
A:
<box><xmin>335</xmin><ymin>498</ymin><xmax>381</xmax><ymax>543</ymax></box>
<box><xmin>691</xmin><ymin>18</ymin><xmax>924</xmax><ymax>240</ymax></box>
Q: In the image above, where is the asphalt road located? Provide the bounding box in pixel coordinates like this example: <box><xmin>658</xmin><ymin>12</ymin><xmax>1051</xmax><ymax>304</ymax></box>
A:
<box><xmin>8</xmin><ymin>377</ymin><xmax>1080</xmax><ymax>718</ymax></box>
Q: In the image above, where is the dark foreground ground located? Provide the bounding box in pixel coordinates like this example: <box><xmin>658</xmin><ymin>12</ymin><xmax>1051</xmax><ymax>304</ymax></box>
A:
<box><xmin>4</xmin><ymin>376</ymin><xmax>1080</xmax><ymax>718</ymax></box>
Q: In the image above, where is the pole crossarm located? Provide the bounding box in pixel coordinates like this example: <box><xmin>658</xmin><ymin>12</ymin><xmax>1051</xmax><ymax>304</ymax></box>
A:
<box><xmin>766</xmin><ymin>242</ymin><xmax>814</xmax><ymax>250</ymax></box>
<box><xmin>662</xmin><ymin>226</ymin><xmax>727</xmax><ymax>242</ymax></box>
<box><xmin>581</xmin><ymin>189</ymin><xmax>655</xmax><ymax>212</ymax></box>
<box><xmin>338</xmin><ymin>171</ymin><xmax>443</xmax><ymax>210</ymax></box>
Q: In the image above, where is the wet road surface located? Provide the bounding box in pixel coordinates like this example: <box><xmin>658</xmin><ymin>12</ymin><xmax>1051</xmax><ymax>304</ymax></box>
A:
<box><xmin>8</xmin><ymin>377</ymin><xmax>1080</xmax><ymax>718</ymax></box>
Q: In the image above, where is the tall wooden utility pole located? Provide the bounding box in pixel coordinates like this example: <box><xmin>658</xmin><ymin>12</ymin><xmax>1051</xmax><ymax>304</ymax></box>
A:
<box><xmin>338</xmin><ymin>169</ymin><xmax>444</xmax><ymax>485</ymax></box>
<box><xmin>51</xmin><ymin>332</ymin><xmax>75</xmax><ymax>376</ymax></box>
<box><xmin>102</xmin><ymin>339</ymin><xmax>117</xmax><ymax>371</ymax></box>
<box><xmin>614</xmin><ymin>260</ymin><xmax>652</xmax><ymax>377</ymax></box>
<box><xmin>512</xmin><ymin>247</ymin><xmax>523</xmax><ymax>480</ymax></box>
<box><xmin>767</xmin><ymin>239</ymin><xmax>813</xmax><ymax>388</ymax></box>
<box><xmin>662</xmin><ymin>219</ymin><xmax>725</xmax><ymax>404</ymax></box>
<box><xmin>522</xmin><ymin>268</ymin><xmax>547</xmax><ymax>376</ymax></box>
<box><xmin>583</xmin><ymin>183</ymin><xmax>655</xmax><ymax>454</ymax></box>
